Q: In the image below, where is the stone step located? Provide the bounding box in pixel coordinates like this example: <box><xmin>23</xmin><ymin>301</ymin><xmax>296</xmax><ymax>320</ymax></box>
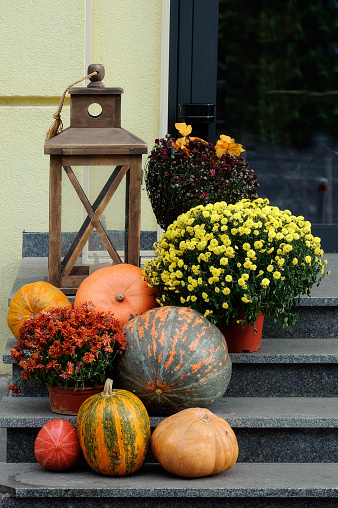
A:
<box><xmin>263</xmin><ymin>306</ymin><xmax>338</xmax><ymax>338</ymax></box>
<box><xmin>1</xmin><ymin>396</ymin><xmax>337</xmax><ymax>464</ymax></box>
<box><xmin>4</xmin><ymin>338</ymin><xmax>338</xmax><ymax>398</ymax></box>
<box><xmin>228</xmin><ymin>338</ymin><xmax>338</xmax><ymax>396</ymax></box>
<box><xmin>1</xmin><ymin>462</ymin><xmax>338</xmax><ymax>507</ymax></box>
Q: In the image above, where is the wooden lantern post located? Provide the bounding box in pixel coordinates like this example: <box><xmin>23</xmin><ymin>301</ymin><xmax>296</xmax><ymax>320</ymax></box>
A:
<box><xmin>44</xmin><ymin>64</ymin><xmax>147</xmax><ymax>293</ymax></box>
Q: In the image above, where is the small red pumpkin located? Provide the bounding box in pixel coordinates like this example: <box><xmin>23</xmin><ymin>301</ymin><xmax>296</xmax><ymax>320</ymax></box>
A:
<box><xmin>118</xmin><ymin>306</ymin><xmax>232</xmax><ymax>415</ymax></box>
<box><xmin>74</xmin><ymin>263</ymin><xmax>158</xmax><ymax>327</ymax></box>
<box><xmin>151</xmin><ymin>407</ymin><xmax>239</xmax><ymax>478</ymax></box>
<box><xmin>34</xmin><ymin>419</ymin><xmax>82</xmax><ymax>470</ymax></box>
<box><xmin>7</xmin><ymin>281</ymin><xmax>72</xmax><ymax>340</ymax></box>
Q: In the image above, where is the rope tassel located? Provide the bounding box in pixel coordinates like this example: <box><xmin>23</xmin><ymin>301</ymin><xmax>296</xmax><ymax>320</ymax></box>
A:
<box><xmin>46</xmin><ymin>70</ymin><xmax>98</xmax><ymax>140</ymax></box>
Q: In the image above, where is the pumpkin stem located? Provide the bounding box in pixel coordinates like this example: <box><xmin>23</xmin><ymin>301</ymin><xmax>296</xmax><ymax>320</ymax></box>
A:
<box><xmin>199</xmin><ymin>414</ymin><xmax>210</xmax><ymax>423</ymax></box>
<box><xmin>115</xmin><ymin>293</ymin><xmax>125</xmax><ymax>302</ymax></box>
<box><xmin>155</xmin><ymin>388</ymin><xmax>162</xmax><ymax>396</ymax></box>
<box><xmin>101</xmin><ymin>378</ymin><xmax>117</xmax><ymax>398</ymax></box>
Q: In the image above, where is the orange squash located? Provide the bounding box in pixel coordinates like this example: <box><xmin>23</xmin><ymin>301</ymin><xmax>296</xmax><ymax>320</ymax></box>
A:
<box><xmin>77</xmin><ymin>378</ymin><xmax>151</xmax><ymax>476</ymax></box>
<box><xmin>74</xmin><ymin>263</ymin><xmax>158</xmax><ymax>327</ymax></box>
<box><xmin>7</xmin><ymin>281</ymin><xmax>72</xmax><ymax>340</ymax></box>
<box><xmin>151</xmin><ymin>407</ymin><xmax>239</xmax><ymax>478</ymax></box>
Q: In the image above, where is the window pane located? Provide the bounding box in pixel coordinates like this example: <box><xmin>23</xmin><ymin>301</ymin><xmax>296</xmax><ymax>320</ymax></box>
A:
<box><xmin>217</xmin><ymin>0</ymin><xmax>338</xmax><ymax>228</ymax></box>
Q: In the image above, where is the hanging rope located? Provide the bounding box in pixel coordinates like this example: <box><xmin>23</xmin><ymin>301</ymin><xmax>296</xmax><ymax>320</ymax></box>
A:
<box><xmin>45</xmin><ymin>71</ymin><xmax>98</xmax><ymax>140</ymax></box>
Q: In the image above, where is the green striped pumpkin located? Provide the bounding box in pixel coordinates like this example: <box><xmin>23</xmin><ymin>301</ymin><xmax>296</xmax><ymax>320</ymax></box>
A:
<box><xmin>118</xmin><ymin>306</ymin><xmax>232</xmax><ymax>416</ymax></box>
<box><xmin>76</xmin><ymin>379</ymin><xmax>150</xmax><ymax>476</ymax></box>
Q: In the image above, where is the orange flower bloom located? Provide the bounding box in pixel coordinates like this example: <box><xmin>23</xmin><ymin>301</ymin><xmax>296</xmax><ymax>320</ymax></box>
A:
<box><xmin>48</xmin><ymin>341</ymin><xmax>62</xmax><ymax>359</ymax></box>
<box><xmin>83</xmin><ymin>352</ymin><xmax>96</xmax><ymax>364</ymax></box>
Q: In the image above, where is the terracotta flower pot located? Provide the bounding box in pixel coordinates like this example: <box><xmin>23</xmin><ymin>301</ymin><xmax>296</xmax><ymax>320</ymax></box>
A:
<box><xmin>219</xmin><ymin>313</ymin><xmax>264</xmax><ymax>353</ymax></box>
<box><xmin>46</xmin><ymin>384</ymin><xmax>104</xmax><ymax>415</ymax></box>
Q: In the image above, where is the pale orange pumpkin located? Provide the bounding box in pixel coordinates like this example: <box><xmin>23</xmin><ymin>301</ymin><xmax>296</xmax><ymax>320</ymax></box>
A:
<box><xmin>151</xmin><ymin>407</ymin><xmax>239</xmax><ymax>478</ymax></box>
<box><xmin>7</xmin><ymin>281</ymin><xmax>72</xmax><ymax>340</ymax></box>
<box><xmin>74</xmin><ymin>263</ymin><xmax>158</xmax><ymax>327</ymax></box>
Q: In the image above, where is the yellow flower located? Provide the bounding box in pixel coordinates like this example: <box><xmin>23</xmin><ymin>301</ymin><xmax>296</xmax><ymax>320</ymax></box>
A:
<box><xmin>261</xmin><ymin>278</ymin><xmax>270</xmax><ymax>287</ymax></box>
<box><xmin>175</xmin><ymin>122</ymin><xmax>192</xmax><ymax>137</ymax></box>
<box><xmin>243</xmin><ymin>242</ymin><xmax>251</xmax><ymax>251</ymax></box>
<box><xmin>267</xmin><ymin>265</ymin><xmax>274</xmax><ymax>272</ymax></box>
<box><xmin>215</xmin><ymin>134</ymin><xmax>245</xmax><ymax>157</ymax></box>
<box><xmin>247</xmin><ymin>249</ymin><xmax>256</xmax><ymax>259</ymax></box>
<box><xmin>222</xmin><ymin>287</ymin><xmax>231</xmax><ymax>295</ymax></box>
<box><xmin>305</xmin><ymin>256</ymin><xmax>312</xmax><ymax>265</ymax></box>
<box><xmin>222</xmin><ymin>302</ymin><xmax>229</xmax><ymax>309</ymax></box>
<box><xmin>225</xmin><ymin>275</ymin><xmax>233</xmax><ymax>282</ymax></box>
<box><xmin>283</xmin><ymin>244</ymin><xmax>293</xmax><ymax>253</ymax></box>
<box><xmin>161</xmin><ymin>273</ymin><xmax>170</xmax><ymax>283</ymax></box>
<box><xmin>238</xmin><ymin>278</ymin><xmax>247</xmax><ymax>289</ymax></box>
<box><xmin>292</xmin><ymin>258</ymin><xmax>298</xmax><ymax>265</ymax></box>
<box><xmin>273</xmin><ymin>271</ymin><xmax>281</xmax><ymax>279</ymax></box>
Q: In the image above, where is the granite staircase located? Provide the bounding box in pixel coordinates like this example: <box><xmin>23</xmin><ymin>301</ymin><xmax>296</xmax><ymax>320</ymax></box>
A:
<box><xmin>0</xmin><ymin>256</ymin><xmax>338</xmax><ymax>507</ymax></box>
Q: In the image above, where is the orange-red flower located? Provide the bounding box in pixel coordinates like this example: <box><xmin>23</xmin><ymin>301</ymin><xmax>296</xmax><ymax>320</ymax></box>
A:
<box><xmin>48</xmin><ymin>341</ymin><xmax>62</xmax><ymax>359</ymax></box>
<box><xmin>83</xmin><ymin>352</ymin><xmax>96</xmax><ymax>364</ymax></box>
<box><xmin>8</xmin><ymin>303</ymin><xmax>126</xmax><ymax>393</ymax></box>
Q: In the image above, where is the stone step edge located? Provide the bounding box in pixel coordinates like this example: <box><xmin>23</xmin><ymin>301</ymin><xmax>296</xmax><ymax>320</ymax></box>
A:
<box><xmin>1</xmin><ymin>396</ymin><xmax>338</xmax><ymax>429</ymax></box>
<box><xmin>1</xmin><ymin>462</ymin><xmax>338</xmax><ymax>499</ymax></box>
<box><xmin>3</xmin><ymin>337</ymin><xmax>338</xmax><ymax>365</ymax></box>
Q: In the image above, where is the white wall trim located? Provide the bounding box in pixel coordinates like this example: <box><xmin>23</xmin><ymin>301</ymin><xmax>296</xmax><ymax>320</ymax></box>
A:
<box><xmin>157</xmin><ymin>0</ymin><xmax>171</xmax><ymax>240</ymax></box>
<box><xmin>159</xmin><ymin>0</ymin><xmax>170</xmax><ymax>139</ymax></box>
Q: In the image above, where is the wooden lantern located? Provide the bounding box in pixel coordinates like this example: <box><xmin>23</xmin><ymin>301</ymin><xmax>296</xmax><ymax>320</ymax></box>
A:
<box><xmin>44</xmin><ymin>64</ymin><xmax>147</xmax><ymax>293</ymax></box>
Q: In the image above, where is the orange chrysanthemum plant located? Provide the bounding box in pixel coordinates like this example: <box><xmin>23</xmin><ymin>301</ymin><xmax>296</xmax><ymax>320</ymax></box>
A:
<box><xmin>8</xmin><ymin>303</ymin><xmax>127</xmax><ymax>394</ymax></box>
<box><xmin>144</xmin><ymin>122</ymin><xmax>260</xmax><ymax>231</ymax></box>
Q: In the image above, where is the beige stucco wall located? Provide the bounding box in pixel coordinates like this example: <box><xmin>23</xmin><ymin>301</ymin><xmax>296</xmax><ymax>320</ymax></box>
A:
<box><xmin>0</xmin><ymin>0</ymin><xmax>161</xmax><ymax>373</ymax></box>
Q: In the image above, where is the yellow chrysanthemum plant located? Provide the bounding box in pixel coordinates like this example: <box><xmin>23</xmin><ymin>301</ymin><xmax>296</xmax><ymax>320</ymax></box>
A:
<box><xmin>143</xmin><ymin>198</ymin><xmax>329</xmax><ymax>330</ymax></box>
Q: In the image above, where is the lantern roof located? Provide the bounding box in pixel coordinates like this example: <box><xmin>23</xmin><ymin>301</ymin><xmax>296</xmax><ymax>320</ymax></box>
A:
<box><xmin>44</xmin><ymin>64</ymin><xmax>147</xmax><ymax>156</ymax></box>
<box><xmin>44</xmin><ymin>127</ymin><xmax>148</xmax><ymax>156</ymax></box>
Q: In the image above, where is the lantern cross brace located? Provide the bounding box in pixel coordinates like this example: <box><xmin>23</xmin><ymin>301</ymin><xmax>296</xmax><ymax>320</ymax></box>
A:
<box><xmin>61</xmin><ymin>164</ymin><xmax>129</xmax><ymax>277</ymax></box>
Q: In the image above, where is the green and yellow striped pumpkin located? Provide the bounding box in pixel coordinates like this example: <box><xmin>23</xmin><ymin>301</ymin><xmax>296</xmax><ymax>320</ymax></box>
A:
<box><xmin>76</xmin><ymin>379</ymin><xmax>150</xmax><ymax>476</ymax></box>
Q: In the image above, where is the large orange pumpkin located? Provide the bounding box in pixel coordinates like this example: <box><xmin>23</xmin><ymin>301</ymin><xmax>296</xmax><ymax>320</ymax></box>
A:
<box><xmin>118</xmin><ymin>306</ymin><xmax>232</xmax><ymax>415</ymax></box>
<box><xmin>74</xmin><ymin>263</ymin><xmax>158</xmax><ymax>327</ymax></box>
<box><xmin>151</xmin><ymin>407</ymin><xmax>239</xmax><ymax>478</ymax></box>
<box><xmin>7</xmin><ymin>281</ymin><xmax>72</xmax><ymax>340</ymax></box>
